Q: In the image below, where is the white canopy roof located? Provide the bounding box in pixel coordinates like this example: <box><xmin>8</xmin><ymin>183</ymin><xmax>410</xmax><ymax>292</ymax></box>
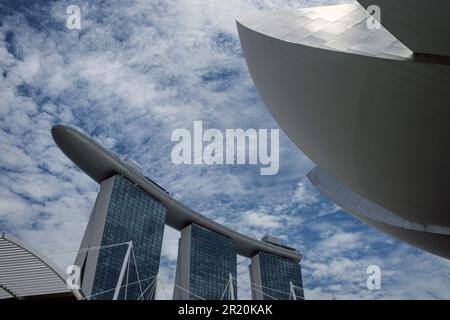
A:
<box><xmin>0</xmin><ymin>233</ymin><xmax>83</xmax><ymax>299</ymax></box>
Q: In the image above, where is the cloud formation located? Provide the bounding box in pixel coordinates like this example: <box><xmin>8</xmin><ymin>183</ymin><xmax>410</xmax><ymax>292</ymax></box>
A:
<box><xmin>1</xmin><ymin>0</ymin><xmax>449</xmax><ymax>300</ymax></box>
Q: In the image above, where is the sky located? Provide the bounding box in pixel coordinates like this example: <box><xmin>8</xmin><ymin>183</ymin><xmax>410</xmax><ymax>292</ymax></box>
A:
<box><xmin>1</xmin><ymin>0</ymin><xmax>450</xmax><ymax>300</ymax></box>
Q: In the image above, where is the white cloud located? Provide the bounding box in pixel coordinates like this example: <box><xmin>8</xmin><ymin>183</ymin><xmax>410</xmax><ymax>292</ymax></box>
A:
<box><xmin>315</xmin><ymin>232</ymin><xmax>364</xmax><ymax>255</ymax></box>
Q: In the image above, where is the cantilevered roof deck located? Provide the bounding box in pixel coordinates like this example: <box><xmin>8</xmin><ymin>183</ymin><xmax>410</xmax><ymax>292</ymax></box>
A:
<box><xmin>52</xmin><ymin>125</ymin><xmax>302</xmax><ymax>262</ymax></box>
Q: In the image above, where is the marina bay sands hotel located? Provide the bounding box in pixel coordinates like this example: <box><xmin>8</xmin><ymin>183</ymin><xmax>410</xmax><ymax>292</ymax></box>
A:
<box><xmin>51</xmin><ymin>125</ymin><xmax>304</xmax><ymax>300</ymax></box>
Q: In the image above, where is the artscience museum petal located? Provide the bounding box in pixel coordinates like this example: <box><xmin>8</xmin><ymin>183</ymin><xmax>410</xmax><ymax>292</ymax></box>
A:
<box><xmin>237</xmin><ymin>3</ymin><xmax>450</xmax><ymax>259</ymax></box>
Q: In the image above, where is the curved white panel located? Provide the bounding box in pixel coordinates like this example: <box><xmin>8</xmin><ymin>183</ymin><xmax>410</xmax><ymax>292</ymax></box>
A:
<box><xmin>307</xmin><ymin>167</ymin><xmax>450</xmax><ymax>259</ymax></box>
<box><xmin>307</xmin><ymin>167</ymin><xmax>450</xmax><ymax>235</ymax></box>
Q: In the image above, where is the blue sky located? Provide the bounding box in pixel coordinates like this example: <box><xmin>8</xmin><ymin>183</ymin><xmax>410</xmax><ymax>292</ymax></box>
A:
<box><xmin>1</xmin><ymin>0</ymin><xmax>450</xmax><ymax>300</ymax></box>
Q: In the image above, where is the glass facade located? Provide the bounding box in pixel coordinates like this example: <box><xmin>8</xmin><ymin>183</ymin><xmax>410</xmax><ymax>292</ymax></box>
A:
<box><xmin>189</xmin><ymin>224</ymin><xmax>237</xmax><ymax>300</ymax></box>
<box><xmin>257</xmin><ymin>252</ymin><xmax>304</xmax><ymax>300</ymax></box>
<box><xmin>91</xmin><ymin>175</ymin><xmax>166</xmax><ymax>300</ymax></box>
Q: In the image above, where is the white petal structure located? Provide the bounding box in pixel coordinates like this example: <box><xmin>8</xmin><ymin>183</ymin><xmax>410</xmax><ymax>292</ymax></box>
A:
<box><xmin>237</xmin><ymin>3</ymin><xmax>450</xmax><ymax>258</ymax></box>
<box><xmin>356</xmin><ymin>0</ymin><xmax>450</xmax><ymax>57</ymax></box>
